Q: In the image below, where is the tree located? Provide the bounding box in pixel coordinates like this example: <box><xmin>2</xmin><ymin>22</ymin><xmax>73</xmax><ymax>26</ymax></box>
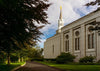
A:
<box><xmin>12</xmin><ymin>47</ymin><xmax>43</xmax><ymax>62</ymax></box>
<box><xmin>0</xmin><ymin>0</ymin><xmax>50</xmax><ymax>65</ymax></box>
<box><xmin>85</xmin><ymin>0</ymin><xmax>100</xmax><ymax>6</ymax></box>
<box><xmin>27</xmin><ymin>47</ymin><xmax>43</xmax><ymax>60</ymax></box>
<box><xmin>0</xmin><ymin>51</ymin><xmax>6</xmax><ymax>63</ymax></box>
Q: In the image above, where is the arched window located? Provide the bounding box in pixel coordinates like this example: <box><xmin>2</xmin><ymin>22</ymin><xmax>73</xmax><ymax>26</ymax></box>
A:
<box><xmin>88</xmin><ymin>26</ymin><xmax>95</xmax><ymax>49</ymax></box>
<box><xmin>75</xmin><ymin>31</ymin><xmax>80</xmax><ymax>51</ymax></box>
<box><xmin>65</xmin><ymin>35</ymin><xmax>69</xmax><ymax>52</ymax></box>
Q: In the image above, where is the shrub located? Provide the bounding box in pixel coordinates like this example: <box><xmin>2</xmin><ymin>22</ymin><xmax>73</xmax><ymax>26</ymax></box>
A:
<box><xmin>79</xmin><ymin>56</ymin><xmax>95</xmax><ymax>63</ymax></box>
<box><xmin>43</xmin><ymin>59</ymin><xmax>56</xmax><ymax>63</ymax></box>
<box><xmin>44</xmin><ymin>59</ymin><xmax>56</xmax><ymax>61</ymax></box>
<box><xmin>30</xmin><ymin>58</ymin><xmax>44</xmax><ymax>61</ymax></box>
<box><xmin>56</xmin><ymin>52</ymin><xmax>75</xmax><ymax>64</ymax></box>
<box><xmin>10</xmin><ymin>55</ymin><xmax>18</xmax><ymax>62</ymax></box>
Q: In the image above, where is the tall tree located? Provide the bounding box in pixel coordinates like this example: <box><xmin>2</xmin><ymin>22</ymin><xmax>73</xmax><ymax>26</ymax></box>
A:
<box><xmin>0</xmin><ymin>0</ymin><xmax>50</xmax><ymax>65</ymax></box>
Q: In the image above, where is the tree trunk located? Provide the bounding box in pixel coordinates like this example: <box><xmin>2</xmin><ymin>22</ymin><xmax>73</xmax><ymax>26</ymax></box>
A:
<box><xmin>18</xmin><ymin>56</ymin><xmax>21</xmax><ymax>63</ymax></box>
<box><xmin>7</xmin><ymin>52</ymin><xmax>10</xmax><ymax>65</ymax></box>
<box><xmin>21</xmin><ymin>57</ymin><xmax>23</xmax><ymax>62</ymax></box>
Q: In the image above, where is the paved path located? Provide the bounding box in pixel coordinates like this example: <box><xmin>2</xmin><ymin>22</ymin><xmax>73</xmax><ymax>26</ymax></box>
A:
<box><xmin>15</xmin><ymin>61</ymin><xmax>64</xmax><ymax>71</ymax></box>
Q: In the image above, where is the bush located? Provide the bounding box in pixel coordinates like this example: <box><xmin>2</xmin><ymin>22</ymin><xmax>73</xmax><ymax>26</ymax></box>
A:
<box><xmin>79</xmin><ymin>56</ymin><xmax>95</xmax><ymax>63</ymax></box>
<box><xmin>44</xmin><ymin>59</ymin><xmax>56</xmax><ymax>61</ymax></box>
<box><xmin>30</xmin><ymin>58</ymin><xmax>44</xmax><ymax>61</ymax></box>
<box><xmin>56</xmin><ymin>52</ymin><xmax>75</xmax><ymax>64</ymax></box>
<box><xmin>10</xmin><ymin>55</ymin><xmax>18</xmax><ymax>62</ymax></box>
<box><xmin>44</xmin><ymin>59</ymin><xmax>56</xmax><ymax>63</ymax></box>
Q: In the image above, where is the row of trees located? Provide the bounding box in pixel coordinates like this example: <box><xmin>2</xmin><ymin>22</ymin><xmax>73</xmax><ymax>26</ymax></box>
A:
<box><xmin>0</xmin><ymin>46</ymin><xmax>43</xmax><ymax>63</ymax></box>
<box><xmin>0</xmin><ymin>0</ymin><xmax>50</xmax><ymax>65</ymax></box>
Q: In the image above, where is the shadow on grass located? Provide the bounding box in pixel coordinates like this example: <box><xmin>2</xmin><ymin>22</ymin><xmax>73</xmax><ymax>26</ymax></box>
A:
<box><xmin>0</xmin><ymin>64</ymin><xmax>21</xmax><ymax>71</ymax></box>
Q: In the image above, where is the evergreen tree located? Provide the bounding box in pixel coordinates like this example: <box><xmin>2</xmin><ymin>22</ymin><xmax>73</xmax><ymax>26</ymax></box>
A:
<box><xmin>0</xmin><ymin>0</ymin><xmax>50</xmax><ymax>64</ymax></box>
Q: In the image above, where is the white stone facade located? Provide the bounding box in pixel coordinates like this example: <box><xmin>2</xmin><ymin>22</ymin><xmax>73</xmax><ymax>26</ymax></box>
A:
<box><xmin>44</xmin><ymin>9</ymin><xmax>100</xmax><ymax>61</ymax></box>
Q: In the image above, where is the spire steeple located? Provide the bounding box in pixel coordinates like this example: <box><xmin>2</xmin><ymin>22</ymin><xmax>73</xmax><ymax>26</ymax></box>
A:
<box><xmin>58</xmin><ymin>6</ymin><xmax>64</xmax><ymax>33</ymax></box>
<box><xmin>59</xmin><ymin>6</ymin><xmax>62</xmax><ymax>19</ymax></box>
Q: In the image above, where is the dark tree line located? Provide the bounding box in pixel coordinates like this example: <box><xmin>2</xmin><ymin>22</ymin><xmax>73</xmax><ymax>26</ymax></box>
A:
<box><xmin>0</xmin><ymin>0</ymin><xmax>50</xmax><ymax>65</ymax></box>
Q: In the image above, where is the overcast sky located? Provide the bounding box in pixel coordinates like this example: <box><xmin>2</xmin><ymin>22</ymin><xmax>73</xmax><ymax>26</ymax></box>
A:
<box><xmin>38</xmin><ymin>0</ymin><xmax>98</xmax><ymax>48</ymax></box>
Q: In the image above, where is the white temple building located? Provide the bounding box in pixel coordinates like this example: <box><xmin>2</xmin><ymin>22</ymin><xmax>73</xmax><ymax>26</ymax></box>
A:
<box><xmin>44</xmin><ymin>7</ymin><xmax>100</xmax><ymax>61</ymax></box>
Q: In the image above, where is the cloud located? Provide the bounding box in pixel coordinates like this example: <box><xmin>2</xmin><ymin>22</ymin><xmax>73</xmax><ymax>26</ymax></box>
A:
<box><xmin>37</xmin><ymin>38</ymin><xmax>46</xmax><ymax>48</ymax></box>
<box><xmin>38</xmin><ymin>0</ymin><xmax>97</xmax><ymax>48</ymax></box>
<box><xmin>41</xmin><ymin>0</ymin><xmax>97</xmax><ymax>33</ymax></box>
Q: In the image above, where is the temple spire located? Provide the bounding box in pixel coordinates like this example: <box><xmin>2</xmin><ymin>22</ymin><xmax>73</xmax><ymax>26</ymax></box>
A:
<box><xmin>58</xmin><ymin>6</ymin><xmax>64</xmax><ymax>33</ymax></box>
<box><xmin>59</xmin><ymin>6</ymin><xmax>62</xmax><ymax>19</ymax></box>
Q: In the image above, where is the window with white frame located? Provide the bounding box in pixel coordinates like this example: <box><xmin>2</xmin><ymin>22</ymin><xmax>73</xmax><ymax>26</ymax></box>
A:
<box><xmin>75</xmin><ymin>31</ymin><xmax>80</xmax><ymax>51</ymax></box>
<box><xmin>65</xmin><ymin>35</ymin><xmax>69</xmax><ymax>52</ymax></box>
<box><xmin>88</xmin><ymin>26</ymin><xmax>95</xmax><ymax>49</ymax></box>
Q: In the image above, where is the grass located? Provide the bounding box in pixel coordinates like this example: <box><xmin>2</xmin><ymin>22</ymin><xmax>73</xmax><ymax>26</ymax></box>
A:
<box><xmin>38</xmin><ymin>61</ymin><xmax>100</xmax><ymax>71</ymax></box>
<box><xmin>0</xmin><ymin>62</ymin><xmax>25</xmax><ymax>71</ymax></box>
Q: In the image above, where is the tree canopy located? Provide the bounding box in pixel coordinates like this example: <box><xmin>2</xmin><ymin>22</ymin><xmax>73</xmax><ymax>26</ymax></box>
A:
<box><xmin>0</xmin><ymin>0</ymin><xmax>50</xmax><ymax>64</ymax></box>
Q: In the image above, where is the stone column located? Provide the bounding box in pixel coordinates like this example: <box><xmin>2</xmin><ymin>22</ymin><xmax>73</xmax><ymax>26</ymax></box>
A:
<box><xmin>80</xmin><ymin>24</ymin><xmax>86</xmax><ymax>58</ymax></box>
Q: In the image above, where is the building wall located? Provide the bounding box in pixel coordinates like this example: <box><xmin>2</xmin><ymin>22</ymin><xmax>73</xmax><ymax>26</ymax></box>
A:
<box><xmin>44</xmin><ymin>34</ymin><xmax>61</xmax><ymax>59</ymax></box>
<box><xmin>96</xmin><ymin>17</ymin><xmax>100</xmax><ymax>61</ymax></box>
<box><xmin>44</xmin><ymin>10</ymin><xmax>100</xmax><ymax>61</ymax></box>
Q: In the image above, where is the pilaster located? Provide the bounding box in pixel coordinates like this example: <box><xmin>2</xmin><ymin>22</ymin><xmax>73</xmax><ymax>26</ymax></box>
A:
<box><xmin>69</xmin><ymin>29</ymin><xmax>74</xmax><ymax>54</ymax></box>
<box><xmin>80</xmin><ymin>24</ymin><xmax>86</xmax><ymax>58</ymax></box>
<box><xmin>96</xmin><ymin>17</ymin><xmax>100</xmax><ymax>61</ymax></box>
<box><xmin>61</xmin><ymin>32</ymin><xmax>64</xmax><ymax>52</ymax></box>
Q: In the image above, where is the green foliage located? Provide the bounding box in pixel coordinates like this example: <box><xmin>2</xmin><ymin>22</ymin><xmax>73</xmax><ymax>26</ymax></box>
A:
<box><xmin>0</xmin><ymin>51</ymin><xmax>7</xmax><ymax>63</ymax></box>
<box><xmin>44</xmin><ymin>59</ymin><xmax>56</xmax><ymax>61</ymax></box>
<box><xmin>28</xmin><ymin>46</ymin><xmax>44</xmax><ymax>61</ymax></box>
<box><xmin>0</xmin><ymin>0</ymin><xmax>50</xmax><ymax>64</ymax></box>
<box><xmin>79</xmin><ymin>56</ymin><xmax>95</xmax><ymax>63</ymax></box>
<box><xmin>30</xmin><ymin>58</ymin><xmax>44</xmax><ymax>61</ymax></box>
<box><xmin>0</xmin><ymin>62</ymin><xmax>25</xmax><ymax>71</ymax></box>
<box><xmin>43</xmin><ymin>59</ymin><xmax>56</xmax><ymax>63</ymax></box>
<box><xmin>56</xmin><ymin>53</ymin><xmax>75</xmax><ymax>64</ymax></box>
<box><xmin>10</xmin><ymin>54</ymin><xmax>18</xmax><ymax>63</ymax></box>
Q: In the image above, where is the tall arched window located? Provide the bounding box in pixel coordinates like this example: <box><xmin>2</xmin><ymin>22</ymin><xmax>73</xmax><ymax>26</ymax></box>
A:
<box><xmin>65</xmin><ymin>35</ymin><xmax>69</xmax><ymax>52</ymax></box>
<box><xmin>75</xmin><ymin>31</ymin><xmax>80</xmax><ymax>51</ymax></box>
<box><xmin>88</xmin><ymin>26</ymin><xmax>95</xmax><ymax>49</ymax></box>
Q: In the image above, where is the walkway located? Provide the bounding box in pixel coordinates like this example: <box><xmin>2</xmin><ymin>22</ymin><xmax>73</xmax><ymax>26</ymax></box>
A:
<box><xmin>15</xmin><ymin>61</ymin><xmax>64</xmax><ymax>71</ymax></box>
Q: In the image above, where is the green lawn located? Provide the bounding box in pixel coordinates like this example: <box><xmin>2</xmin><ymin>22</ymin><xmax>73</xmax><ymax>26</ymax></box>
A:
<box><xmin>38</xmin><ymin>61</ymin><xmax>100</xmax><ymax>71</ymax></box>
<box><xmin>0</xmin><ymin>62</ymin><xmax>25</xmax><ymax>71</ymax></box>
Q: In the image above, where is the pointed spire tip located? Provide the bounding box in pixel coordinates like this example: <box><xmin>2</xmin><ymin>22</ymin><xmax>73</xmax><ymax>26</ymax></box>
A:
<box><xmin>59</xmin><ymin>6</ymin><xmax>62</xmax><ymax>19</ymax></box>
<box><xmin>60</xmin><ymin>6</ymin><xmax>62</xmax><ymax>10</ymax></box>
